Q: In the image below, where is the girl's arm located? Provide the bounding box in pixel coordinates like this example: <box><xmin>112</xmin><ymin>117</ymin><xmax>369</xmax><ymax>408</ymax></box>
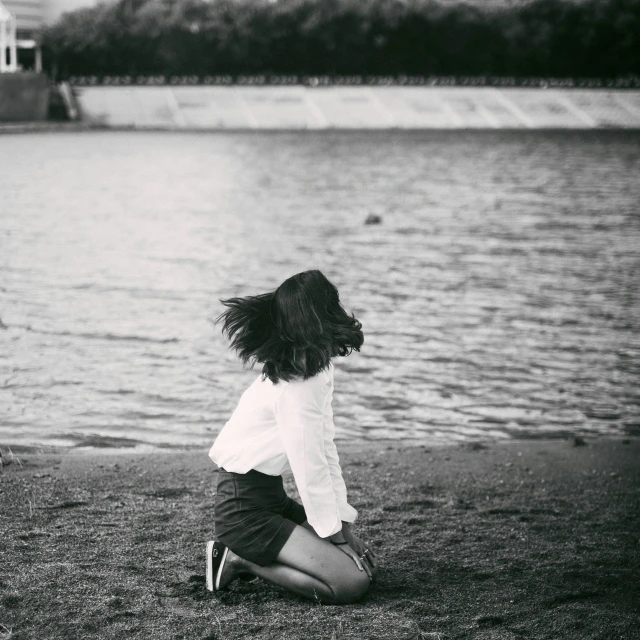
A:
<box><xmin>274</xmin><ymin>377</ymin><xmax>344</xmax><ymax>539</ymax></box>
<box><xmin>324</xmin><ymin>428</ymin><xmax>357</xmax><ymax>525</ymax></box>
<box><xmin>324</xmin><ymin>364</ymin><xmax>357</xmax><ymax>526</ymax></box>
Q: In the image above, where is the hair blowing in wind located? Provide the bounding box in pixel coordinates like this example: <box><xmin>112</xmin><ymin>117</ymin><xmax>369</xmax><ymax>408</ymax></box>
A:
<box><xmin>215</xmin><ymin>270</ymin><xmax>364</xmax><ymax>383</ymax></box>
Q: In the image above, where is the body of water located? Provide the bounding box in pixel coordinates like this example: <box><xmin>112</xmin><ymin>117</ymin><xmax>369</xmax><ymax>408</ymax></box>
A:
<box><xmin>1</xmin><ymin>130</ymin><xmax>639</xmax><ymax>449</ymax></box>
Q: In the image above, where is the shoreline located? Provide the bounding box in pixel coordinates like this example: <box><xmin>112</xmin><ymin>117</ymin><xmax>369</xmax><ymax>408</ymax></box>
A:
<box><xmin>2</xmin><ymin>432</ymin><xmax>635</xmax><ymax>457</ymax></box>
<box><xmin>1</xmin><ymin>435</ymin><xmax>638</xmax><ymax>639</ymax></box>
<box><xmin>0</xmin><ymin>121</ymin><xmax>96</xmax><ymax>135</ymax></box>
<box><xmin>3</xmin><ymin>123</ymin><xmax>640</xmax><ymax>135</ymax></box>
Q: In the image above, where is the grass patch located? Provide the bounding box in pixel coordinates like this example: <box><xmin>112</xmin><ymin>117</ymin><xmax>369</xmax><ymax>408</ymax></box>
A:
<box><xmin>1</xmin><ymin>438</ymin><xmax>639</xmax><ymax>639</ymax></box>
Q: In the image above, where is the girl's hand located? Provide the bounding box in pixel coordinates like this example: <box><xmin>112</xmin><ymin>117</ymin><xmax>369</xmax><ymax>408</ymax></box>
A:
<box><xmin>334</xmin><ymin>542</ymin><xmax>372</xmax><ymax>579</ymax></box>
<box><xmin>340</xmin><ymin>523</ymin><xmax>378</xmax><ymax>580</ymax></box>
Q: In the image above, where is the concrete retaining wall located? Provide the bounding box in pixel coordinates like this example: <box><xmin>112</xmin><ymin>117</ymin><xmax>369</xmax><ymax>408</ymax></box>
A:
<box><xmin>0</xmin><ymin>73</ymin><xmax>49</xmax><ymax>122</ymax></box>
<box><xmin>73</xmin><ymin>86</ymin><xmax>640</xmax><ymax>130</ymax></box>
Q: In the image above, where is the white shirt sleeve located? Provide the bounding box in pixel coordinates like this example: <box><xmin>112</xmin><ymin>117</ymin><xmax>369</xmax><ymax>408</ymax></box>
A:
<box><xmin>274</xmin><ymin>375</ymin><xmax>344</xmax><ymax>538</ymax></box>
<box><xmin>324</xmin><ymin>427</ymin><xmax>358</xmax><ymax>524</ymax></box>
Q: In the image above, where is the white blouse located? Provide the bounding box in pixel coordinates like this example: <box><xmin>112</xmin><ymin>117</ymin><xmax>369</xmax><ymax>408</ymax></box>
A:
<box><xmin>208</xmin><ymin>361</ymin><xmax>357</xmax><ymax>538</ymax></box>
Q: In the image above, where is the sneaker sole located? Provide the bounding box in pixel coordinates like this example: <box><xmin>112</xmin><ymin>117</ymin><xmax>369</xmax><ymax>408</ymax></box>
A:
<box><xmin>206</xmin><ymin>541</ymin><xmax>215</xmax><ymax>591</ymax></box>
<box><xmin>215</xmin><ymin>546</ymin><xmax>229</xmax><ymax>591</ymax></box>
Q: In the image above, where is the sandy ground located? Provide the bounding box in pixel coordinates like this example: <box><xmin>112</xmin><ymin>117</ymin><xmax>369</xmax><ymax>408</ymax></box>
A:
<box><xmin>0</xmin><ymin>436</ymin><xmax>639</xmax><ymax>640</ymax></box>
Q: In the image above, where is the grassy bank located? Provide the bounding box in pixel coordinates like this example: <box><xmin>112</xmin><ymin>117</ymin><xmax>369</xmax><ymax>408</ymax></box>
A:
<box><xmin>1</xmin><ymin>437</ymin><xmax>639</xmax><ymax>639</ymax></box>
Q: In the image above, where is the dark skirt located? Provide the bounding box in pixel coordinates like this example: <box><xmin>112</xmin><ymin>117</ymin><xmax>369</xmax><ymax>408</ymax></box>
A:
<box><xmin>214</xmin><ymin>468</ymin><xmax>307</xmax><ymax>566</ymax></box>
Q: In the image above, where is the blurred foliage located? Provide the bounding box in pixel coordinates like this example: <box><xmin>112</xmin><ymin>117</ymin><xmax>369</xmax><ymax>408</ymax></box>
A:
<box><xmin>42</xmin><ymin>0</ymin><xmax>640</xmax><ymax>78</ymax></box>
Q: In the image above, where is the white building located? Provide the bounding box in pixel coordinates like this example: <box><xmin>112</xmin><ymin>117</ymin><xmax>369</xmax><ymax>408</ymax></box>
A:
<box><xmin>1</xmin><ymin>0</ymin><xmax>100</xmax><ymax>72</ymax></box>
<box><xmin>0</xmin><ymin>2</ymin><xmax>17</xmax><ymax>72</ymax></box>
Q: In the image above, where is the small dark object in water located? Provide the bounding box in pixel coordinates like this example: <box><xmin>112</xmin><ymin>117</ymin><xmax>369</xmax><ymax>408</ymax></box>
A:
<box><xmin>46</xmin><ymin>500</ymin><xmax>89</xmax><ymax>510</ymax></box>
<box><xmin>573</xmin><ymin>435</ymin><xmax>587</xmax><ymax>447</ymax></box>
<box><xmin>0</xmin><ymin>317</ymin><xmax>7</xmax><ymax>330</ymax></box>
<box><xmin>477</xmin><ymin>615</ymin><xmax>505</xmax><ymax>628</ymax></box>
<box><xmin>364</xmin><ymin>214</ymin><xmax>382</xmax><ymax>225</ymax></box>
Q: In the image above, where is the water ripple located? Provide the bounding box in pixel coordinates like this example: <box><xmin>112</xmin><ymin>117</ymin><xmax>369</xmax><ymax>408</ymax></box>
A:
<box><xmin>1</xmin><ymin>130</ymin><xmax>639</xmax><ymax>449</ymax></box>
<box><xmin>9</xmin><ymin>325</ymin><xmax>180</xmax><ymax>344</ymax></box>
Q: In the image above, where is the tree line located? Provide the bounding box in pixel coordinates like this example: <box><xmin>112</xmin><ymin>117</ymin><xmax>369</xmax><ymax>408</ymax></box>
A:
<box><xmin>43</xmin><ymin>0</ymin><xmax>640</xmax><ymax>79</ymax></box>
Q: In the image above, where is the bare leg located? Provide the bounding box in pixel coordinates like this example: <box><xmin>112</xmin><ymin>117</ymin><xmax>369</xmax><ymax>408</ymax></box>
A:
<box><xmin>219</xmin><ymin>524</ymin><xmax>372</xmax><ymax>604</ymax></box>
<box><xmin>298</xmin><ymin>519</ymin><xmax>379</xmax><ymax>582</ymax></box>
<box><xmin>298</xmin><ymin>519</ymin><xmax>316</xmax><ymax>533</ymax></box>
<box><xmin>221</xmin><ymin>551</ymin><xmax>335</xmax><ymax>602</ymax></box>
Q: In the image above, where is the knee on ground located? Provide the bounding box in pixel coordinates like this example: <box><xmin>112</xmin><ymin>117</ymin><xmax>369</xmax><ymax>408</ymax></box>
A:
<box><xmin>329</xmin><ymin>568</ymin><xmax>371</xmax><ymax>604</ymax></box>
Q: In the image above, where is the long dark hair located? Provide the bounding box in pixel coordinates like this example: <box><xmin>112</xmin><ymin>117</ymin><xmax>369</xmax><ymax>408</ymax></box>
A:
<box><xmin>215</xmin><ymin>270</ymin><xmax>364</xmax><ymax>383</ymax></box>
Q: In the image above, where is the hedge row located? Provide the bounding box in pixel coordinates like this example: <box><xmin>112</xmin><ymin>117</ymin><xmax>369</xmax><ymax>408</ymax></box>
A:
<box><xmin>66</xmin><ymin>75</ymin><xmax>640</xmax><ymax>87</ymax></box>
<box><xmin>43</xmin><ymin>0</ymin><xmax>640</xmax><ymax>79</ymax></box>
